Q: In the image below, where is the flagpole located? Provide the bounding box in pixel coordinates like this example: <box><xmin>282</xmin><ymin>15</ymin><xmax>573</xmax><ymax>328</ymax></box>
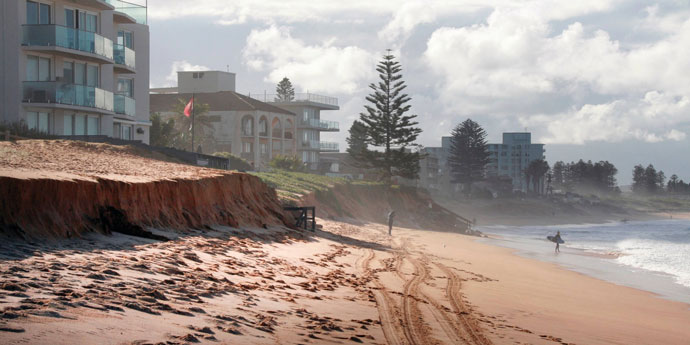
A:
<box><xmin>191</xmin><ymin>93</ymin><xmax>195</xmax><ymax>152</ymax></box>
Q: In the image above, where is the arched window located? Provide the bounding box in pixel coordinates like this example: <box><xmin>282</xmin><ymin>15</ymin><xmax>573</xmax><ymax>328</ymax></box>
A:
<box><xmin>258</xmin><ymin>116</ymin><xmax>268</xmax><ymax>136</ymax></box>
<box><xmin>272</xmin><ymin>118</ymin><xmax>282</xmax><ymax>138</ymax></box>
<box><xmin>242</xmin><ymin>115</ymin><xmax>253</xmax><ymax>136</ymax></box>
<box><xmin>284</xmin><ymin>118</ymin><xmax>294</xmax><ymax>139</ymax></box>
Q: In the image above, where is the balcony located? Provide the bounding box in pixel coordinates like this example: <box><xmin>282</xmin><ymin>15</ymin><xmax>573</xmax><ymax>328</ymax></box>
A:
<box><xmin>249</xmin><ymin>92</ymin><xmax>339</xmax><ymax>109</ymax></box>
<box><xmin>23</xmin><ymin>81</ymin><xmax>114</xmax><ymax>113</ymax></box>
<box><xmin>301</xmin><ymin>140</ymin><xmax>320</xmax><ymax>150</ymax></box>
<box><xmin>319</xmin><ymin>141</ymin><xmax>339</xmax><ymax>152</ymax></box>
<box><xmin>114</xmin><ymin>94</ymin><xmax>135</xmax><ymax>117</ymax></box>
<box><xmin>298</xmin><ymin>118</ymin><xmax>339</xmax><ymax>132</ymax></box>
<box><xmin>104</xmin><ymin>0</ymin><xmax>148</xmax><ymax>25</ymax></box>
<box><xmin>22</xmin><ymin>25</ymin><xmax>113</xmax><ymax>64</ymax></box>
<box><xmin>113</xmin><ymin>44</ymin><xmax>136</xmax><ymax>73</ymax></box>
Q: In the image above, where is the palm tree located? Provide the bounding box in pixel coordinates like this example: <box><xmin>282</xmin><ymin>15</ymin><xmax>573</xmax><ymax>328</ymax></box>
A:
<box><xmin>525</xmin><ymin>159</ymin><xmax>550</xmax><ymax>195</ymax></box>
<box><xmin>169</xmin><ymin>98</ymin><xmax>215</xmax><ymax>153</ymax></box>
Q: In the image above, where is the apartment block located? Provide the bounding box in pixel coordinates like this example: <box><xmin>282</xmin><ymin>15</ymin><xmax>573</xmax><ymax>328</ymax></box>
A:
<box><xmin>486</xmin><ymin>132</ymin><xmax>545</xmax><ymax>191</ymax></box>
<box><xmin>0</xmin><ymin>0</ymin><xmax>150</xmax><ymax>142</ymax></box>
<box><xmin>150</xmin><ymin>71</ymin><xmax>297</xmax><ymax>170</ymax></box>
<box><xmin>249</xmin><ymin>93</ymin><xmax>340</xmax><ymax>170</ymax></box>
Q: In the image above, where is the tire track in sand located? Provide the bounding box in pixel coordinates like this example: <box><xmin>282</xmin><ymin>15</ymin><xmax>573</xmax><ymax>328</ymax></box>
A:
<box><xmin>359</xmin><ymin>248</ymin><xmax>407</xmax><ymax>345</ymax></box>
<box><xmin>436</xmin><ymin>262</ymin><xmax>493</xmax><ymax>345</ymax></box>
<box><xmin>396</xmin><ymin>253</ymin><xmax>435</xmax><ymax>345</ymax></box>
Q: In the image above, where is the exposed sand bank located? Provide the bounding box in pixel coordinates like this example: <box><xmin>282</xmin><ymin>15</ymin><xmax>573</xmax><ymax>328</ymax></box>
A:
<box><xmin>0</xmin><ymin>140</ymin><xmax>292</xmax><ymax>239</ymax></box>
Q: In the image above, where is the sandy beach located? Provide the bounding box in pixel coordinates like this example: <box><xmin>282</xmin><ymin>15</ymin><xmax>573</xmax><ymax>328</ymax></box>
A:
<box><xmin>2</xmin><ymin>218</ymin><xmax>689</xmax><ymax>344</ymax></box>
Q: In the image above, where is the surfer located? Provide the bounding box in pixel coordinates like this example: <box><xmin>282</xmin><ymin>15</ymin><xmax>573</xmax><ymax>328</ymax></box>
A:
<box><xmin>554</xmin><ymin>231</ymin><xmax>562</xmax><ymax>253</ymax></box>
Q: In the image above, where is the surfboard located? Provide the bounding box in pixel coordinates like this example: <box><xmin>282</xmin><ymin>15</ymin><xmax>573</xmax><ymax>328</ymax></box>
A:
<box><xmin>547</xmin><ymin>235</ymin><xmax>565</xmax><ymax>244</ymax></box>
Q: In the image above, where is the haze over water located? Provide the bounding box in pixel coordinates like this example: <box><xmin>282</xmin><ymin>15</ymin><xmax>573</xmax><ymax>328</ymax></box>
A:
<box><xmin>480</xmin><ymin>219</ymin><xmax>690</xmax><ymax>303</ymax></box>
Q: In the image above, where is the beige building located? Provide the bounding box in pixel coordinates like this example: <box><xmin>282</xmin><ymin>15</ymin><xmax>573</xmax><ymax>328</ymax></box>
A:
<box><xmin>0</xmin><ymin>0</ymin><xmax>151</xmax><ymax>143</ymax></box>
<box><xmin>150</xmin><ymin>71</ymin><xmax>297</xmax><ymax>170</ymax></box>
<box><xmin>249</xmin><ymin>93</ymin><xmax>340</xmax><ymax>171</ymax></box>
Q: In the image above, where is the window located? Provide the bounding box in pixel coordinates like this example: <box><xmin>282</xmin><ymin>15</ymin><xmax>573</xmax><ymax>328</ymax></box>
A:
<box><xmin>74</xmin><ymin>63</ymin><xmax>86</xmax><ymax>85</ymax></box>
<box><xmin>117</xmin><ymin>78</ymin><xmax>133</xmax><ymax>97</ymax></box>
<box><xmin>118</xmin><ymin>30</ymin><xmax>133</xmax><ymax>48</ymax></box>
<box><xmin>122</xmin><ymin>125</ymin><xmax>132</xmax><ymax>140</ymax></box>
<box><xmin>26</xmin><ymin>56</ymin><xmax>50</xmax><ymax>81</ymax></box>
<box><xmin>26</xmin><ymin>112</ymin><xmax>50</xmax><ymax>133</ymax></box>
<box><xmin>242</xmin><ymin>116</ymin><xmax>253</xmax><ymax>136</ymax></box>
<box><xmin>113</xmin><ymin>123</ymin><xmax>121</xmax><ymax>138</ymax></box>
<box><xmin>65</xmin><ymin>9</ymin><xmax>75</xmax><ymax>28</ymax></box>
<box><xmin>193</xmin><ymin>72</ymin><xmax>204</xmax><ymax>79</ymax></box>
<box><xmin>243</xmin><ymin>142</ymin><xmax>253</xmax><ymax>153</ymax></box>
<box><xmin>63</xmin><ymin>114</ymin><xmax>73</xmax><ymax>135</ymax></box>
<box><xmin>75</xmin><ymin>114</ymin><xmax>86</xmax><ymax>135</ymax></box>
<box><xmin>63</xmin><ymin>62</ymin><xmax>74</xmax><ymax>84</ymax></box>
<box><xmin>87</xmin><ymin>116</ymin><xmax>99</xmax><ymax>135</ymax></box>
<box><xmin>258</xmin><ymin>117</ymin><xmax>268</xmax><ymax>136</ymax></box>
<box><xmin>87</xmin><ymin>65</ymin><xmax>99</xmax><ymax>87</ymax></box>
<box><xmin>27</xmin><ymin>2</ymin><xmax>50</xmax><ymax>25</ymax></box>
<box><xmin>260</xmin><ymin>143</ymin><xmax>268</xmax><ymax>154</ymax></box>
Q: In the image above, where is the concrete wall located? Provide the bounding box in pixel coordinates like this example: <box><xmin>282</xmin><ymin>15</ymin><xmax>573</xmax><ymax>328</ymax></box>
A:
<box><xmin>178</xmin><ymin>71</ymin><xmax>236</xmax><ymax>93</ymax></box>
<box><xmin>1</xmin><ymin>0</ymin><xmax>22</xmax><ymax>124</ymax></box>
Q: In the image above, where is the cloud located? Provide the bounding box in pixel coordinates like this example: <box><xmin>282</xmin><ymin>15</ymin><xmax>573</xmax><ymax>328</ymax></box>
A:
<box><xmin>242</xmin><ymin>26</ymin><xmax>377</xmax><ymax>94</ymax></box>
<box><xmin>423</xmin><ymin>4</ymin><xmax>690</xmax><ymax>144</ymax></box>
<box><xmin>165</xmin><ymin>60</ymin><xmax>211</xmax><ymax>86</ymax></box>
<box><xmin>522</xmin><ymin>91</ymin><xmax>690</xmax><ymax>144</ymax></box>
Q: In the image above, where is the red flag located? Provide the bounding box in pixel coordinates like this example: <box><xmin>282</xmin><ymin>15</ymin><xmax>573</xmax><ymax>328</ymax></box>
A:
<box><xmin>184</xmin><ymin>97</ymin><xmax>194</xmax><ymax>117</ymax></box>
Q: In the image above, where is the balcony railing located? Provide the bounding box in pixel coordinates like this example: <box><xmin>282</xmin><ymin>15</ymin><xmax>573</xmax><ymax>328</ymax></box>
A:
<box><xmin>299</xmin><ymin>118</ymin><xmax>339</xmax><ymax>131</ymax></box>
<box><xmin>104</xmin><ymin>0</ymin><xmax>148</xmax><ymax>24</ymax></box>
<box><xmin>319</xmin><ymin>141</ymin><xmax>339</xmax><ymax>152</ymax></box>
<box><xmin>249</xmin><ymin>93</ymin><xmax>338</xmax><ymax>107</ymax></box>
<box><xmin>114</xmin><ymin>94</ymin><xmax>135</xmax><ymax>117</ymax></box>
<box><xmin>113</xmin><ymin>44</ymin><xmax>135</xmax><ymax>69</ymax></box>
<box><xmin>23</xmin><ymin>81</ymin><xmax>114</xmax><ymax>112</ymax></box>
<box><xmin>22</xmin><ymin>25</ymin><xmax>113</xmax><ymax>61</ymax></box>
<box><xmin>301</xmin><ymin>140</ymin><xmax>320</xmax><ymax>150</ymax></box>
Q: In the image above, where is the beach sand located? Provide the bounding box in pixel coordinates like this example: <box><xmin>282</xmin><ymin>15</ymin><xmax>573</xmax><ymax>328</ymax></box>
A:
<box><xmin>1</xmin><ymin>219</ymin><xmax>689</xmax><ymax>344</ymax></box>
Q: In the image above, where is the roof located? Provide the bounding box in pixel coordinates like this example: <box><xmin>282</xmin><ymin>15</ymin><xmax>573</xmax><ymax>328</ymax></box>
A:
<box><xmin>150</xmin><ymin>91</ymin><xmax>295</xmax><ymax>116</ymax></box>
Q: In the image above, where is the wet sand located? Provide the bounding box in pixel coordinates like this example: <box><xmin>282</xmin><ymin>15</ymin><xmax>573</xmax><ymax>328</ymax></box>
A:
<box><xmin>1</xmin><ymin>220</ymin><xmax>689</xmax><ymax>344</ymax></box>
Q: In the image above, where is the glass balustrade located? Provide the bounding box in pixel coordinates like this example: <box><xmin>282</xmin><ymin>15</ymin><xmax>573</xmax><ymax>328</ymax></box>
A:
<box><xmin>113</xmin><ymin>44</ymin><xmax>136</xmax><ymax>69</ymax></box>
<box><xmin>23</xmin><ymin>81</ymin><xmax>114</xmax><ymax>112</ymax></box>
<box><xmin>104</xmin><ymin>0</ymin><xmax>148</xmax><ymax>24</ymax></box>
<box><xmin>319</xmin><ymin>141</ymin><xmax>340</xmax><ymax>152</ymax></box>
<box><xmin>114</xmin><ymin>94</ymin><xmax>136</xmax><ymax>116</ymax></box>
<box><xmin>23</xmin><ymin>25</ymin><xmax>114</xmax><ymax>60</ymax></box>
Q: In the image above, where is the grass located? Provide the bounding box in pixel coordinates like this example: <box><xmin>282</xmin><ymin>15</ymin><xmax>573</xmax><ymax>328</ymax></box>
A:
<box><xmin>601</xmin><ymin>193</ymin><xmax>690</xmax><ymax>212</ymax></box>
<box><xmin>250</xmin><ymin>169</ymin><xmax>383</xmax><ymax>202</ymax></box>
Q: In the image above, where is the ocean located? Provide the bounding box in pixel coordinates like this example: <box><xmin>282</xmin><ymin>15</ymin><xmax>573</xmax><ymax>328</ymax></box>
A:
<box><xmin>479</xmin><ymin>219</ymin><xmax>690</xmax><ymax>304</ymax></box>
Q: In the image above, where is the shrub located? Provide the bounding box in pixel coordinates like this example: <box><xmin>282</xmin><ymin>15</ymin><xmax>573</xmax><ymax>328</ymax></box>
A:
<box><xmin>212</xmin><ymin>152</ymin><xmax>252</xmax><ymax>171</ymax></box>
<box><xmin>0</xmin><ymin>121</ymin><xmax>57</xmax><ymax>140</ymax></box>
<box><xmin>269</xmin><ymin>155</ymin><xmax>306</xmax><ymax>172</ymax></box>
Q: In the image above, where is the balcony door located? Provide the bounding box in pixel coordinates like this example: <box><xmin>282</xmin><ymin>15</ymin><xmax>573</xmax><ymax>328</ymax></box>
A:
<box><xmin>26</xmin><ymin>1</ymin><xmax>51</xmax><ymax>25</ymax></box>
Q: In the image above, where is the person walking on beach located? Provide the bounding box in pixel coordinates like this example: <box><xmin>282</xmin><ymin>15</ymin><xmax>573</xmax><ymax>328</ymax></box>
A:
<box><xmin>554</xmin><ymin>231</ymin><xmax>562</xmax><ymax>253</ymax></box>
<box><xmin>387</xmin><ymin>210</ymin><xmax>396</xmax><ymax>236</ymax></box>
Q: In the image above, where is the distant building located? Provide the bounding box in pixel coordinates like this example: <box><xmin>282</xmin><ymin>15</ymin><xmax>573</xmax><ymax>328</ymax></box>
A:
<box><xmin>1</xmin><ymin>0</ymin><xmax>151</xmax><ymax>143</ymax></box>
<box><xmin>248</xmin><ymin>93</ymin><xmax>340</xmax><ymax>171</ymax></box>
<box><xmin>150</xmin><ymin>71</ymin><xmax>296</xmax><ymax>170</ymax></box>
<box><xmin>486</xmin><ymin>132</ymin><xmax>545</xmax><ymax>192</ymax></box>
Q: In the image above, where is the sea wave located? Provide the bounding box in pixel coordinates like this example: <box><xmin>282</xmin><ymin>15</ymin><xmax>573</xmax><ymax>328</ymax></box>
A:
<box><xmin>615</xmin><ymin>238</ymin><xmax>690</xmax><ymax>288</ymax></box>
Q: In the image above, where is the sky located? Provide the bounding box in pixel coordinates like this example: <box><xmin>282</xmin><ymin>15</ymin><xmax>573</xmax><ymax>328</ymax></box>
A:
<box><xmin>146</xmin><ymin>0</ymin><xmax>690</xmax><ymax>184</ymax></box>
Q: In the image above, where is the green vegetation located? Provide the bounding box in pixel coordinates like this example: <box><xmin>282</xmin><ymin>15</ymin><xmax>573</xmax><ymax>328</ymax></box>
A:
<box><xmin>269</xmin><ymin>155</ymin><xmax>305</xmax><ymax>172</ymax></box>
<box><xmin>0</xmin><ymin>121</ymin><xmax>57</xmax><ymax>139</ymax></box>
<box><xmin>212</xmin><ymin>152</ymin><xmax>252</xmax><ymax>171</ymax></box>
<box><xmin>251</xmin><ymin>169</ymin><xmax>381</xmax><ymax>202</ymax></box>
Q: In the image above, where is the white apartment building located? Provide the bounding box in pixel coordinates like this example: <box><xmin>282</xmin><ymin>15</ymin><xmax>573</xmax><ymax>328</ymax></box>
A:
<box><xmin>150</xmin><ymin>71</ymin><xmax>297</xmax><ymax>170</ymax></box>
<box><xmin>249</xmin><ymin>93</ymin><xmax>340</xmax><ymax>170</ymax></box>
<box><xmin>0</xmin><ymin>0</ymin><xmax>150</xmax><ymax>143</ymax></box>
<box><xmin>486</xmin><ymin>132</ymin><xmax>545</xmax><ymax>191</ymax></box>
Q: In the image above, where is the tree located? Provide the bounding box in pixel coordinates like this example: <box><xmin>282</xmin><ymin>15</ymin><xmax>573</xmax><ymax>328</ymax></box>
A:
<box><xmin>346</xmin><ymin>120</ymin><xmax>372</xmax><ymax>168</ymax></box>
<box><xmin>552</xmin><ymin>161</ymin><xmax>565</xmax><ymax>189</ymax></box>
<box><xmin>632</xmin><ymin>164</ymin><xmax>646</xmax><ymax>193</ymax></box>
<box><xmin>447</xmin><ymin>119</ymin><xmax>491</xmax><ymax>195</ymax></box>
<box><xmin>275</xmin><ymin>77</ymin><xmax>295</xmax><ymax>101</ymax></box>
<box><xmin>149</xmin><ymin>113</ymin><xmax>176</xmax><ymax>147</ymax></box>
<box><xmin>644</xmin><ymin>164</ymin><xmax>659</xmax><ymax>194</ymax></box>
<box><xmin>525</xmin><ymin>159</ymin><xmax>550</xmax><ymax>194</ymax></box>
<box><xmin>353</xmin><ymin>52</ymin><xmax>423</xmax><ymax>181</ymax></box>
<box><xmin>170</xmin><ymin>98</ymin><xmax>215</xmax><ymax>153</ymax></box>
